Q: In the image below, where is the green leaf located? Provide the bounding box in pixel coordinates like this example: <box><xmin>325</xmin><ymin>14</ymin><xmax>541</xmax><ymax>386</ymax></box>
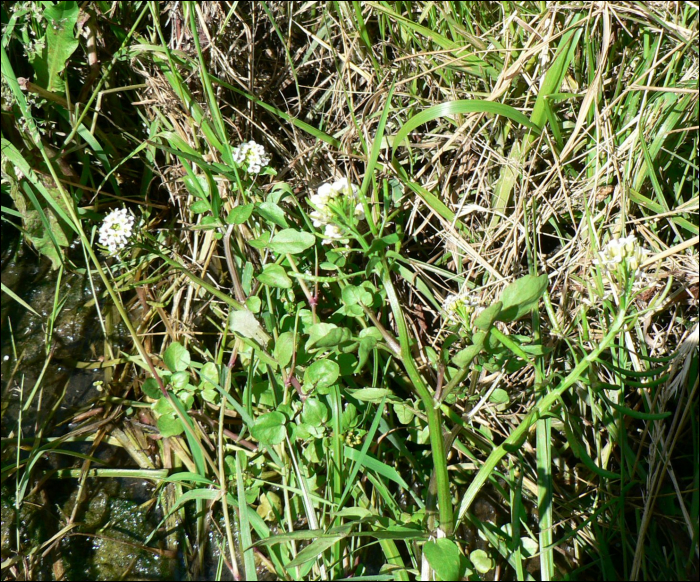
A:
<box><xmin>393</xmin><ymin>100</ymin><xmax>540</xmax><ymax>156</ymax></box>
<box><xmin>269</xmin><ymin>229</ymin><xmax>316</xmax><ymax>254</ymax></box>
<box><xmin>393</xmin><ymin>402</ymin><xmax>414</xmax><ymax>424</ymax></box>
<box><xmin>191</xmin><ymin>200</ymin><xmax>210</xmax><ymax>213</ymax></box>
<box><xmin>286</xmin><ymin>527</ymin><xmax>352</xmax><ymax>568</ymax></box>
<box><xmin>498</xmin><ymin>274</ymin><xmax>548</xmax><ymax>322</ymax></box>
<box><xmin>157</xmin><ymin>414</ymin><xmax>185</xmax><ymax>438</ymax></box>
<box><xmin>274</xmin><ymin>331</ymin><xmax>296</xmax><ymax>368</ymax></box>
<box><xmin>199</xmin><ymin>362</ymin><xmax>219</xmax><ymax>385</ymax></box>
<box><xmin>342</xmin><ymin>285</ymin><xmax>373</xmax><ymax>307</ymax></box>
<box><xmin>229</xmin><ymin>309</ymin><xmax>271</xmax><ymax>345</ymax></box>
<box><xmin>250</xmin><ymin>411</ymin><xmax>287</xmax><ymax>446</ymax></box>
<box><xmin>473</xmin><ymin>302</ymin><xmax>503</xmax><ymax>330</ymax></box>
<box><xmin>164</xmin><ymin>342</ymin><xmax>191</xmax><ymax>372</ymax></box>
<box><xmin>141</xmin><ymin>378</ymin><xmax>162</xmax><ymax>399</ymax></box>
<box><xmin>304</xmin><ymin>359</ymin><xmax>340</xmax><ymax>390</ymax></box>
<box><xmin>470</xmin><ymin>549</ymin><xmax>494</xmax><ymax>574</ymax></box>
<box><xmin>489</xmin><ymin>388</ymin><xmax>510</xmax><ymax>407</ymax></box>
<box><xmin>34</xmin><ymin>2</ymin><xmax>80</xmax><ymax>93</ymax></box>
<box><xmin>227</xmin><ymin>203</ymin><xmax>254</xmax><ymax>224</ymax></box>
<box><xmin>348</xmin><ymin>388</ymin><xmax>394</xmax><ymax>402</ymax></box>
<box><xmin>423</xmin><ymin>539</ymin><xmax>466</xmax><ymax>581</ymax></box>
<box><xmin>306</xmin><ymin>323</ymin><xmax>349</xmax><ymax>349</ymax></box>
<box><xmin>170</xmin><ymin>371</ymin><xmax>190</xmax><ymax>390</ymax></box>
<box><xmin>256</xmin><ymin>201</ymin><xmax>288</xmax><ymax>228</ymax></box>
<box><xmin>246</xmin><ymin>296</ymin><xmax>262</xmax><ymax>313</ymax></box>
<box><xmin>452</xmin><ymin>343</ymin><xmax>481</xmax><ymax>368</ymax></box>
<box><xmin>256</xmin><ymin>264</ymin><xmax>292</xmax><ymax>288</ymax></box>
<box><xmin>301</xmin><ymin>398</ymin><xmax>329</xmax><ymax>425</ymax></box>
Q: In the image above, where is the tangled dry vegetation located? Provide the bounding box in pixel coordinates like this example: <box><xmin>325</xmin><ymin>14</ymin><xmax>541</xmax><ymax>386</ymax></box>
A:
<box><xmin>2</xmin><ymin>1</ymin><xmax>698</xmax><ymax>580</ymax></box>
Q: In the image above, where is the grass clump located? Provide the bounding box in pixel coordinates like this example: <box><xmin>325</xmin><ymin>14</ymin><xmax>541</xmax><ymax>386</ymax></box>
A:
<box><xmin>1</xmin><ymin>2</ymin><xmax>698</xmax><ymax>581</ymax></box>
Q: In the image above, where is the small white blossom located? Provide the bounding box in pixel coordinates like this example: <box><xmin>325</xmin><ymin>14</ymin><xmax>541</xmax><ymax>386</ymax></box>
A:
<box><xmin>98</xmin><ymin>208</ymin><xmax>135</xmax><ymax>254</ymax></box>
<box><xmin>322</xmin><ymin>223</ymin><xmax>343</xmax><ymax>245</ymax></box>
<box><xmin>232</xmin><ymin>140</ymin><xmax>271</xmax><ymax>174</ymax></box>
<box><xmin>595</xmin><ymin>234</ymin><xmax>648</xmax><ymax>277</ymax></box>
<box><xmin>443</xmin><ymin>289</ymin><xmax>479</xmax><ymax>321</ymax></box>
<box><xmin>308</xmin><ymin>177</ymin><xmax>363</xmax><ymax>244</ymax></box>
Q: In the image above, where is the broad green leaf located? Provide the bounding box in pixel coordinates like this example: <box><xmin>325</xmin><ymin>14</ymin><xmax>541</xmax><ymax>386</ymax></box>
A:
<box><xmin>498</xmin><ymin>274</ymin><xmax>548</xmax><ymax>322</ymax></box>
<box><xmin>342</xmin><ymin>285</ymin><xmax>373</xmax><ymax>307</ymax></box>
<box><xmin>452</xmin><ymin>343</ymin><xmax>481</xmax><ymax>368</ymax></box>
<box><xmin>170</xmin><ymin>371</ymin><xmax>190</xmax><ymax>390</ymax></box>
<box><xmin>256</xmin><ymin>264</ymin><xmax>292</xmax><ymax>288</ymax></box>
<box><xmin>473</xmin><ymin>302</ymin><xmax>503</xmax><ymax>330</ymax></box>
<box><xmin>141</xmin><ymin>378</ymin><xmax>162</xmax><ymax>399</ymax></box>
<box><xmin>274</xmin><ymin>331</ymin><xmax>296</xmax><ymax>368</ymax></box>
<box><xmin>301</xmin><ymin>398</ymin><xmax>329</xmax><ymax>426</ymax></box>
<box><xmin>423</xmin><ymin>538</ymin><xmax>466</xmax><ymax>581</ymax></box>
<box><xmin>256</xmin><ymin>491</ymin><xmax>283</xmax><ymax>521</ymax></box>
<box><xmin>269</xmin><ymin>229</ymin><xmax>316</xmax><ymax>254</ymax></box>
<box><xmin>199</xmin><ymin>362</ymin><xmax>219</xmax><ymax>384</ymax></box>
<box><xmin>348</xmin><ymin>388</ymin><xmax>394</xmax><ymax>402</ymax></box>
<box><xmin>191</xmin><ymin>200</ymin><xmax>210</xmax><ymax>213</ymax></box>
<box><xmin>304</xmin><ymin>359</ymin><xmax>340</xmax><ymax>390</ymax></box>
<box><xmin>227</xmin><ymin>203</ymin><xmax>254</xmax><ymax>224</ymax></box>
<box><xmin>250</xmin><ymin>412</ymin><xmax>287</xmax><ymax>446</ymax></box>
<box><xmin>34</xmin><ymin>2</ymin><xmax>80</xmax><ymax>93</ymax></box>
<box><xmin>164</xmin><ymin>342</ymin><xmax>191</xmax><ymax>372</ymax></box>
<box><xmin>157</xmin><ymin>414</ymin><xmax>185</xmax><ymax>438</ymax></box>
<box><xmin>470</xmin><ymin>549</ymin><xmax>494</xmax><ymax>574</ymax></box>
<box><xmin>256</xmin><ymin>201</ymin><xmax>288</xmax><ymax>228</ymax></box>
<box><xmin>306</xmin><ymin>323</ymin><xmax>347</xmax><ymax>349</ymax></box>
<box><xmin>393</xmin><ymin>402</ymin><xmax>414</xmax><ymax>424</ymax></box>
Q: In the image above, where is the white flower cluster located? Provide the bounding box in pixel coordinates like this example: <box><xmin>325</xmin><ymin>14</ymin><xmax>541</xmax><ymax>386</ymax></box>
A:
<box><xmin>232</xmin><ymin>140</ymin><xmax>270</xmax><ymax>174</ymax></box>
<box><xmin>595</xmin><ymin>235</ymin><xmax>648</xmax><ymax>277</ymax></box>
<box><xmin>309</xmin><ymin>178</ymin><xmax>364</xmax><ymax>244</ymax></box>
<box><xmin>443</xmin><ymin>289</ymin><xmax>480</xmax><ymax>320</ymax></box>
<box><xmin>98</xmin><ymin>208</ymin><xmax>135</xmax><ymax>254</ymax></box>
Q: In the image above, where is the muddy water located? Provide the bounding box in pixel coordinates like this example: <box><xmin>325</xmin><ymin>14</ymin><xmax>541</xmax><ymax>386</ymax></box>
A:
<box><xmin>1</xmin><ymin>243</ymin><xmax>180</xmax><ymax>580</ymax></box>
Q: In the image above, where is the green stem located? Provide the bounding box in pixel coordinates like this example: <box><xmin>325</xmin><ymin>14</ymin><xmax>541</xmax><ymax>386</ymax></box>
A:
<box><xmin>381</xmin><ymin>260</ymin><xmax>454</xmax><ymax>536</ymax></box>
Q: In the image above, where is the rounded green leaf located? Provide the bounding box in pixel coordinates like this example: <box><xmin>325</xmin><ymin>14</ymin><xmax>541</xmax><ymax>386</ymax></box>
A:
<box><xmin>199</xmin><ymin>362</ymin><xmax>219</xmax><ymax>385</ymax></box>
<box><xmin>393</xmin><ymin>402</ymin><xmax>415</xmax><ymax>424</ymax></box>
<box><xmin>164</xmin><ymin>341</ymin><xmax>191</xmax><ymax>372</ymax></box>
<box><xmin>157</xmin><ymin>414</ymin><xmax>185</xmax><ymax>438</ymax></box>
<box><xmin>257</xmin><ymin>264</ymin><xmax>292</xmax><ymax>288</ymax></box>
<box><xmin>470</xmin><ymin>549</ymin><xmax>494</xmax><ymax>574</ymax></box>
<box><xmin>269</xmin><ymin>229</ymin><xmax>316</xmax><ymax>254</ymax></box>
<box><xmin>302</xmin><ymin>398</ymin><xmax>329</xmax><ymax>426</ymax></box>
<box><xmin>170</xmin><ymin>371</ymin><xmax>190</xmax><ymax>390</ymax></box>
<box><xmin>141</xmin><ymin>378</ymin><xmax>162</xmax><ymax>399</ymax></box>
<box><xmin>423</xmin><ymin>538</ymin><xmax>466</xmax><ymax>581</ymax></box>
<box><xmin>304</xmin><ymin>359</ymin><xmax>340</xmax><ymax>390</ymax></box>
<box><xmin>251</xmin><ymin>411</ymin><xmax>287</xmax><ymax>446</ymax></box>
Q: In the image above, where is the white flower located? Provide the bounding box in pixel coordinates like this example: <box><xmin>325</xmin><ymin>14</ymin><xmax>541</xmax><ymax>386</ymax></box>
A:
<box><xmin>308</xmin><ymin>176</ymin><xmax>363</xmax><ymax>244</ymax></box>
<box><xmin>595</xmin><ymin>234</ymin><xmax>648</xmax><ymax>277</ymax></box>
<box><xmin>98</xmin><ymin>208</ymin><xmax>135</xmax><ymax>254</ymax></box>
<box><xmin>232</xmin><ymin>140</ymin><xmax>270</xmax><ymax>174</ymax></box>
<box><xmin>354</xmin><ymin>203</ymin><xmax>365</xmax><ymax>220</ymax></box>
<box><xmin>443</xmin><ymin>289</ymin><xmax>479</xmax><ymax>320</ymax></box>
<box><xmin>322</xmin><ymin>223</ymin><xmax>343</xmax><ymax>245</ymax></box>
